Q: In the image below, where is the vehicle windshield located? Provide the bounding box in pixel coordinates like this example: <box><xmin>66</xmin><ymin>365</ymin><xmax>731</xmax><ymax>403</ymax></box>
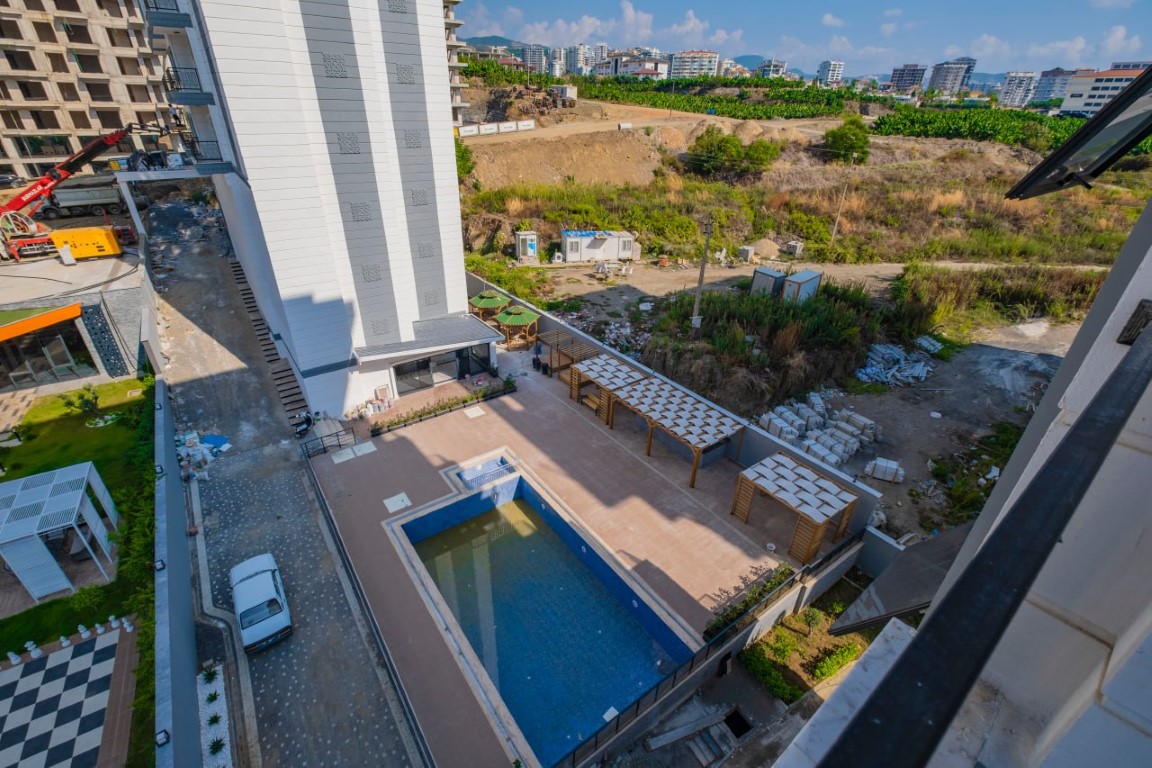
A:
<box><xmin>239</xmin><ymin>598</ymin><xmax>283</xmax><ymax>629</ymax></box>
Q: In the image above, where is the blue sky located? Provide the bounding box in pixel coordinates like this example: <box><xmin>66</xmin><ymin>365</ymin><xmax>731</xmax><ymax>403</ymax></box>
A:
<box><xmin>458</xmin><ymin>1</ymin><xmax>1148</xmax><ymax>75</ymax></box>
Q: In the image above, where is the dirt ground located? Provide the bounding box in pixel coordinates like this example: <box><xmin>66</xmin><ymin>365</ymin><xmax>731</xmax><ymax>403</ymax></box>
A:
<box><xmin>538</xmin><ymin>259</ymin><xmax>1077</xmax><ymax>538</ymax></box>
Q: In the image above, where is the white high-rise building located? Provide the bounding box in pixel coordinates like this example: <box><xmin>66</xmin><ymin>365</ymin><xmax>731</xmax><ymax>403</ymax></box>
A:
<box><xmin>756</xmin><ymin>58</ymin><xmax>788</xmax><ymax>78</ymax></box>
<box><xmin>521</xmin><ymin>44</ymin><xmax>547</xmax><ymax>74</ymax></box>
<box><xmin>1033</xmin><ymin>67</ymin><xmax>1095</xmax><ymax>103</ymax></box>
<box><xmin>1061</xmin><ymin>66</ymin><xmax>1144</xmax><ymax>116</ymax></box>
<box><xmin>593</xmin><ymin>43</ymin><xmax>610</xmax><ymax>64</ymax></box>
<box><xmin>548</xmin><ymin>49</ymin><xmax>566</xmax><ymax>78</ymax></box>
<box><xmin>566</xmin><ymin>44</ymin><xmax>591</xmax><ymax>75</ymax></box>
<box><xmin>817</xmin><ymin>60</ymin><xmax>845</xmax><ymax>86</ymax></box>
<box><xmin>143</xmin><ymin>0</ymin><xmax>501</xmax><ymax>415</ymax></box>
<box><xmin>1000</xmin><ymin>71</ymin><xmax>1038</xmax><ymax>107</ymax></box>
<box><xmin>669</xmin><ymin>50</ymin><xmax>719</xmax><ymax>79</ymax></box>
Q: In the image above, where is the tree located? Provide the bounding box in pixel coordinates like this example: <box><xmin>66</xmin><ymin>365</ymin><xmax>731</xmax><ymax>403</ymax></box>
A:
<box><xmin>823</xmin><ymin>115</ymin><xmax>870</xmax><ymax>164</ymax></box>
<box><xmin>454</xmin><ymin>137</ymin><xmax>474</xmax><ymax>182</ymax></box>
<box><xmin>58</xmin><ymin>384</ymin><xmax>100</xmax><ymax>416</ymax></box>
<box><xmin>685</xmin><ymin>125</ymin><xmax>782</xmax><ymax>180</ymax></box>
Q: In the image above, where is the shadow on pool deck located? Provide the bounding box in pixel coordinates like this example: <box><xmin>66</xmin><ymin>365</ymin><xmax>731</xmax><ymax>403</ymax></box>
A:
<box><xmin>309</xmin><ymin>349</ymin><xmax>843</xmax><ymax>767</ymax></box>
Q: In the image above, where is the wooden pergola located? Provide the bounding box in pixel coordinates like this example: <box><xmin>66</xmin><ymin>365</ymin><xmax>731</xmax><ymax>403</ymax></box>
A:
<box><xmin>494</xmin><ymin>305</ymin><xmax>540</xmax><ymax>350</ymax></box>
<box><xmin>612</xmin><ymin>377</ymin><xmax>745</xmax><ymax>488</ymax></box>
<box><xmin>569</xmin><ymin>354</ymin><xmax>648</xmax><ymax>424</ymax></box>
<box><xmin>468</xmin><ymin>290</ymin><xmax>510</xmax><ymax>321</ymax></box>
<box><xmin>731</xmin><ymin>452</ymin><xmax>857</xmax><ymax>564</ymax></box>
<box><xmin>537</xmin><ymin>329</ymin><xmax>573</xmax><ymax>373</ymax></box>
<box><xmin>553</xmin><ymin>341</ymin><xmax>599</xmax><ymax>381</ymax></box>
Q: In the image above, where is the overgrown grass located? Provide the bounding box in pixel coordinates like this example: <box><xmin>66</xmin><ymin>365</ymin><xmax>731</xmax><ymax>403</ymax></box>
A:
<box><xmin>0</xmin><ymin>377</ymin><xmax>155</xmax><ymax>767</ymax></box>
<box><xmin>921</xmin><ymin>421</ymin><xmax>1025</xmax><ymax>531</ymax></box>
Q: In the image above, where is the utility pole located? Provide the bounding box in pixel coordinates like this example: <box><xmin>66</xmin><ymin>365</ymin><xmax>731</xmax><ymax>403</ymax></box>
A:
<box><xmin>829</xmin><ymin>151</ymin><xmax>856</xmax><ymax>247</ymax></box>
<box><xmin>691</xmin><ymin>219</ymin><xmax>712</xmax><ymax>337</ymax></box>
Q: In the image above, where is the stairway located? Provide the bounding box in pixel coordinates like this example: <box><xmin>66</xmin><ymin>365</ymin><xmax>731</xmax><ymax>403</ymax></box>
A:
<box><xmin>229</xmin><ymin>260</ymin><xmax>308</xmax><ymax>416</ymax></box>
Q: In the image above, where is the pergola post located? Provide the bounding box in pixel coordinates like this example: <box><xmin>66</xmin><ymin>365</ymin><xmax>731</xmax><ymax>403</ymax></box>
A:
<box><xmin>731</xmin><ymin>474</ymin><xmax>754</xmax><ymax>522</ymax></box>
<box><xmin>645</xmin><ymin>422</ymin><xmax>655</xmax><ymax>456</ymax></box>
<box><xmin>689</xmin><ymin>448</ymin><xmax>702</xmax><ymax>488</ymax></box>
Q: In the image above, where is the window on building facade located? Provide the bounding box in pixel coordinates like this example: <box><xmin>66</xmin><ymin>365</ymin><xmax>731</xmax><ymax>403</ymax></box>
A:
<box><xmin>95</xmin><ymin>109</ymin><xmax>120</xmax><ymax>129</ymax></box>
<box><xmin>127</xmin><ymin>84</ymin><xmax>148</xmax><ymax>102</ymax></box>
<box><xmin>0</xmin><ymin>18</ymin><xmax>22</xmax><ymax>39</ymax></box>
<box><xmin>0</xmin><ymin>110</ymin><xmax>22</xmax><ymax>130</ymax></box>
<box><xmin>33</xmin><ymin>21</ymin><xmax>56</xmax><ymax>43</ymax></box>
<box><xmin>84</xmin><ymin>82</ymin><xmax>112</xmax><ymax>101</ymax></box>
<box><xmin>118</xmin><ymin>57</ymin><xmax>140</xmax><ymax>76</ymax></box>
<box><xmin>69</xmin><ymin>110</ymin><xmax>90</xmax><ymax>129</ymax></box>
<box><xmin>58</xmin><ymin>82</ymin><xmax>79</xmax><ymax>101</ymax></box>
<box><xmin>24</xmin><ymin>0</ymin><xmax>45</xmax><ymax>9</ymax></box>
<box><xmin>54</xmin><ymin>0</ymin><xmax>82</xmax><ymax>12</ymax></box>
<box><xmin>16</xmin><ymin>81</ymin><xmax>48</xmax><ymax>100</ymax></box>
<box><xmin>107</xmin><ymin>28</ymin><xmax>131</xmax><ymax>47</ymax></box>
<box><xmin>72</xmin><ymin>53</ymin><xmax>102</xmax><ymax>72</ymax></box>
<box><xmin>47</xmin><ymin>52</ymin><xmax>68</xmax><ymax>73</ymax></box>
<box><xmin>4</xmin><ymin>50</ymin><xmax>35</xmax><ymax>70</ymax></box>
<box><xmin>63</xmin><ymin>23</ymin><xmax>92</xmax><ymax>44</ymax></box>
<box><xmin>29</xmin><ymin>110</ymin><xmax>60</xmax><ymax>130</ymax></box>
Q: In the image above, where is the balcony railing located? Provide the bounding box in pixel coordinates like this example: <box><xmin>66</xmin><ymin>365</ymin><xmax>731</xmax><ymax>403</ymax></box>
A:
<box><xmin>188</xmin><ymin>139</ymin><xmax>221</xmax><ymax>162</ymax></box>
<box><xmin>162</xmin><ymin>66</ymin><xmax>201</xmax><ymax>93</ymax></box>
<box><xmin>143</xmin><ymin>0</ymin><xmax>181</xmax><ymax>11</ymax></box>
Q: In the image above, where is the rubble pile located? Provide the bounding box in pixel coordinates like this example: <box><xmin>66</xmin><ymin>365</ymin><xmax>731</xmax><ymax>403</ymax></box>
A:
<box><xmin>176</xmin><ymin>430</ymin><xmax>231</xmax><ymax>479</ymax></box>
<box><xmin>855</xmin><ymin>343</ymin><xmax>935</xmax><ymax>386</ymax></box>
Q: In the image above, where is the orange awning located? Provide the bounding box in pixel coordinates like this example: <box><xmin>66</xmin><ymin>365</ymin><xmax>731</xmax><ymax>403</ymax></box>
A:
<box><xmin>0</xmin><ymin>303</ymin><xmax>82</xmax><ymax>343</ymax></box>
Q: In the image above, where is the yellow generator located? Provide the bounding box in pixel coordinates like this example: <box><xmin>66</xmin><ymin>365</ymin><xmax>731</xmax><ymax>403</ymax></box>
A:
<box><xmin>50</xmin><ymin>226</ymin><xmax>122</xmax><ymax>259</ymax></box>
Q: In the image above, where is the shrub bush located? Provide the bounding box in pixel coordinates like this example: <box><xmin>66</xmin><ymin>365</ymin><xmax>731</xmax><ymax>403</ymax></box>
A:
<box><xmin>810</xmin><ymin>643</ymin><xmax>862</xmax><ymax>681</ymax></box>
<box><xmin>740</xmin><ymin>643</ymin><xmax>805</xmax><ymax>703</ymax></box>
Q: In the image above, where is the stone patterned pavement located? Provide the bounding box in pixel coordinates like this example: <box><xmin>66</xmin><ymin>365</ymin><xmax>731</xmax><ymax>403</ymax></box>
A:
<box><xmin>154</xmin><ymin>206</ymin><xmax>425</xmax><ymax>767</ymax></box>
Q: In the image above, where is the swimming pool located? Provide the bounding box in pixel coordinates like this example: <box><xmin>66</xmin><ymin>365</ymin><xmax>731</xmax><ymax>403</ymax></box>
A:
<box><xmin>400</xmin><ymin>472</ymin><xmax>692</xmax><ymax>766</ymax></box>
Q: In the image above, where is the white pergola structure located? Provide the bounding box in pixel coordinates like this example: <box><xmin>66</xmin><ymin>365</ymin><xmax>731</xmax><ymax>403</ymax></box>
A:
<box><xmin>0</xmin><ymin>462</ymin><xmax>119</xmax><ymax>601</ymax></box>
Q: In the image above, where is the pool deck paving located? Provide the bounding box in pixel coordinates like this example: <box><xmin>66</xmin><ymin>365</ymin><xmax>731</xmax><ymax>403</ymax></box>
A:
<box><xmin>311</xmin><ymin>350</ymin><xmax>841</xmax><ymax>767</ymax></box>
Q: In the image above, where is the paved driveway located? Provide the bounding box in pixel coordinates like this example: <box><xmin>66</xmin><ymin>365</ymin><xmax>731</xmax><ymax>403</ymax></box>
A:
<box><xmin>152</xmin><ymin>202</ymin><xmax>426</xmax><ymax>766</ymax></box>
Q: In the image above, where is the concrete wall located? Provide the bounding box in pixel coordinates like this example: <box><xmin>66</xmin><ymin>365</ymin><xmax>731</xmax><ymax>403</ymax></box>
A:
<box><xmin>856</xmin><ymin>526</ymin><xmax>904</xmax><ymax>578</ymax></box>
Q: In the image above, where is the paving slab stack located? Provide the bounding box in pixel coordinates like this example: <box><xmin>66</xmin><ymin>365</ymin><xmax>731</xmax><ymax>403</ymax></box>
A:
<box><xmin>756</xmin><ymin>401</ymin><xmax>881</xmax><ymax>468</ymax></box>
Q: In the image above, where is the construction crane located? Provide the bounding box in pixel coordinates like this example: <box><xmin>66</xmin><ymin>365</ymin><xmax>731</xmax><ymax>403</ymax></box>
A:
<box><xmin>0</xmin><ymin>123</ymin><xmax>169</xmax><ymax>262</ymax></box>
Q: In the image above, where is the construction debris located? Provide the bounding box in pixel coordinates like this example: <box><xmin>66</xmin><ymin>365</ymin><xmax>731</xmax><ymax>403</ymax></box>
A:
<box><xmin>915</xmin><ymin>335</ymin><xmax>945</xmax><ymax>355</ymax></box>
<box><xmin>865</xmin><ymin>457</ymin><xmax>905</xmax><ymax>483</ymax></box>
<box><xmin>757</xmin><ymin>401</ymin><xmax>882</xmax><ymax>468</ymax></box>
<box><xmin>176</xmin><ymin>430</ymin><xmax>231</xmax><ymax>475</ymax></box>
<box><xmin>855</xmin><ymin>343</ymin><xmax>935</xmax><ymax>386</ymax></box>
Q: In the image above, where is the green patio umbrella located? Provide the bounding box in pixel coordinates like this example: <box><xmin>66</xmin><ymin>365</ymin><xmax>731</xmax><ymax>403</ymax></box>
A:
<box><xmin>494</xmin><ymin>305</ymin><xmax>540</xmax><ymax>326</ymax></box>
<box><xmin>469</xmin><ymin>290</ymin><xmax>510</xmax><ymax>312</ymax></box>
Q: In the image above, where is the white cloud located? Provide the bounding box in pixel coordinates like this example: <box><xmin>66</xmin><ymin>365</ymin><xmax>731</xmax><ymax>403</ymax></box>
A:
<box><xmin>709</xmin><ymin>29</ymin><xmax>744</xmax><ymax>46</ymax></box>
<box><xmin>884</xmin><ymin>8</ymin><xmax>903</xmax><ymax>16</ymax></box>
<box><xmin>881</xmin><ymin>22</ymin><xmax>898</xmax><ymax>36</ymax></box>
<box><xmin>1027</xmin><ymin>36</ymin><xmax>1092</xmax><ymax>66</ymax></box>
<box><xmin>943</xmin><ymin>44</ymin><xmax>963</xmax><ymax>57</ymax></box>
<box><xmin>1101</xmin><ymin>24</ymin><xmax>1141</xmax><ymax>56</ymax></box>
<box><xmin>667</xmin><ymin>9</ymin><xmax>708</xmax><ymax>37</ymax></box>
<box><xmin>971</xmin><ymin>33</ymin><xmax>1012</xmax><ymax>60</ymax></box>
<box><xmin>519</xmin><ymin>15</ymin><xmax>617</xmax><ymax>47</ymax></box>
<box><xmin>619</xmin><ymin>0</ymin><xmax>654</xmax><ymax>42</ymax></box>
<box><xmin>821</xmin><ymin>13</ymin><xmax>845</xmax><ymax>27</ymax></box>
<box><xmin>1090</xmin><ymin>0</ymin><xmax>1133</xmax><ymax>8</ymax></box>
<box><xmin>828</xmin><ymin>35</ymin><xmax>853</xmax><ymax>56</ymax></box>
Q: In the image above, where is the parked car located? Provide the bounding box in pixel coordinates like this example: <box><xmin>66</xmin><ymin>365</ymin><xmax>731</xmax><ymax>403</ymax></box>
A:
<box><xmin>229</xmin><ymin>553</ymin><xmax>293</xmax><ymax>653</ymax></box>
<box><xmin>0</xmin><ymin>174</ymin><xmax>25</xmax><ymax>189</ymax></box>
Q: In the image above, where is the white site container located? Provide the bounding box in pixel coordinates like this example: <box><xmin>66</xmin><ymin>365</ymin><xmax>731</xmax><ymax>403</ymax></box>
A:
<box><xmin>782</xmin><ymin>270</ymin><xmax>822</xmax><ymax>303</ymax></box>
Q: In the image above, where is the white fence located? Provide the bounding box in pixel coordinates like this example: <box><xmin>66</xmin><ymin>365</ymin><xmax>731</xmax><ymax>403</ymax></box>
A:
<box><xmin>458</xmin><ymin>120</ymin><xmax>535</xmax><ymax>138</ymax></box>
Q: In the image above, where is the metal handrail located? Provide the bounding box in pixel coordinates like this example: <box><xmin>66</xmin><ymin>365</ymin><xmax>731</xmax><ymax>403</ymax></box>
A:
<box><xmin>162</xmin><ymin>66</ymin><xmax>201</xmax><ymax>93</ymax></box>
<box><xmin>188</xmin><ymin>140</ymin><xmax>222</xmax><ymax>162</ymax></box>
<box><xmin>819</xmin><ymin>319</ymin><xmax>1152</xmax><ymax>767</ymax></box>
<box><xmin>299</xmin><ymin>429</ymin><xmax>356</xmax><ymax>458</ymax></box>
<box><xmin>143</xmin><ymin>0</ymin><xmax>181</xmax><ymax>12</ymax></box>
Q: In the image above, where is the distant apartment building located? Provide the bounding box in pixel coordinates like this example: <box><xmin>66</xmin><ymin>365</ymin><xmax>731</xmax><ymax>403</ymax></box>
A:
<box><xmin>444</xmin><ymin>0</ymin><xmax>467</xmax><ymax>127</ymax></box>
<box><xmin>999</xmin><ymin>71</ymin><xmax>1038</xmax><ymax>108</ymax></box>
<box><xmin>1032</xmin><ymin>67</ymin><xmax>1095</xmax><ymax>103</ymax></box>
<box><xmin>1060</xmin><ymin>66</ymin><xmax>1144</xmax><ymax>116</ymax></box>
<box><xmin>592</xmin><ymin>55</ymin><xmax>668</xmax><ymax>80</ymax></box>
<box><xmin>720</xmin><ymin>59</ymin><xmax>750</xmax><ymax>78</ymax></box>
<box><xmin>890</xmin><ymin>63</ymin><xmax>927</xmax><ymax>92</ymax></box>
<box><xmin>756</xmin><ymin>58</ymin><xmax>788</xmax><ymax>78</ymax></box>
<box><xmin>521</xmin><ymin>44</ymin><xmax>546</xmax><ymax>74</ymax></box>
<box><xmin>816</xmin><ymin>59</ymin><xmax>845</xmax><ymax>86</ymax></box>
<box><xmin>593</xmin><ymin>42</ymin><xmax>610</xmax><ymax>64</ymax></box>
<box><xmin>669</xmin><ymin>50</ymin><xmax>719</xmax><ymax>79</ymax></box>
<box><xmin>1109</xmin><ymin>60</ymin><xmax>1152</xmax><ymax>71</ymax></box>
<box><xmin>928</xmin><ymin>57</ymin><xmax>977</xmax><ymax>95</ymax></box>
<box><xmin>547</xmin><ymin>48</ymin><xmax>565</xmax><ymax>77</ymax></box>
<box><xmin>0</xmin><ymin>0</ymin><xmax>173</xmax><ymax>179</ymax></box>
<box><xmin>565</xmin><ymin>44</ymin><xmax>591</xmax><ymax>75</ymax></box>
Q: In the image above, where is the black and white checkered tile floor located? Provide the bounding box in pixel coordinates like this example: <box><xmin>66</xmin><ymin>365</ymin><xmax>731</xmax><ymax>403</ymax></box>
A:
<box><xmin>0</xmin><ymin>630</ymin><xmax>118</xmax><ymax>768</ymax></box>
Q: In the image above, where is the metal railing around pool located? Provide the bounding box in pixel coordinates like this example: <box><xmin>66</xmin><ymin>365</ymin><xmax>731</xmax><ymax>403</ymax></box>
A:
<box><xmin>458</xmin><ymin>462</ymin><xmax>519</xmax><ymax>490</ymax></box>
<box><xmin>552</xmin><ymin>532</ymin><xmax>863</xmax><ymax>767</ymax></box>
<box><xmin>299</xmin><ymin>428</ymin><xmax>356</xmax><ymax>458</ymax></box>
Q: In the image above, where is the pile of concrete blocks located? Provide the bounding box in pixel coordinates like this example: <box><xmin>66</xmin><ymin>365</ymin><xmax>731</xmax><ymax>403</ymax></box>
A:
<box><xmin>760</xmin><ymin>400</ymin><xmax>886</xmax><ymax>469</ymax></box>
<box><xmin>915</xmin><ymin>335</ymin><xmax>944</xmax><ymax>355</ymax></box>
<box><xmin>855</xmin><ymin>343</ymin><xmax>935</xmax><ymax>386</ymax></box>
<box><xmin>834</xmin><ymin>408</ymin><xmax>882</xmax><ymax>443</ymax></box>
<box><xmin>865</xmin><ymin>457</ymin><xmax>905</xmax><ymax>483</ymax></box>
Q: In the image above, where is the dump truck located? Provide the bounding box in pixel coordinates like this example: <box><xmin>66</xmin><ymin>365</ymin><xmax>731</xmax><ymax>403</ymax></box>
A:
<box><xmin>33</xmin><ymin>178</ymin><xmax>149</xmax><ymax>220</ymax></box>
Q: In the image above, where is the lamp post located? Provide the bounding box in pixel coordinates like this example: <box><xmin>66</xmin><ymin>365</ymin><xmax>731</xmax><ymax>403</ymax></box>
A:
<box><xmin>691</xmin><ymin>219</ymin><xmax>713</xmax><ymax>337</ymax></box>
<box><xmin>829</xmin><ymin>151</ymin><xmax>857</xmax><ymax>247</ymax></box>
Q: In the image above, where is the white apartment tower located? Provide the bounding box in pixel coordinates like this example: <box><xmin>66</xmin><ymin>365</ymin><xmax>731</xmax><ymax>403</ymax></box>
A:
<box><xmin>1061</xmin><ymin>67</ymin><xmax>1144</xmax><ymax>116</ymax></box>
<box><xmin>756</xmin><ymin>58</ymin><xmax>788</xmax><ymax>78</ymax></box>
<box><xmin>0</xmin><ymin>0</ymin><xmax>172</xmax><ymax>179</ymax></box>
<box><xmin>999</xmin><ymin>71</ymin><xmax>1038</xmax><ymax>107</ymax></box>
<box><xmin>521</xmin><ymin>44</ymin><xmax>546</xmax><ymax>74</ymax></box>
<box><xmin>144</xmin><ymin>0</ymin><xmax>500</xmax><ymax>416</ymax></box>
<box><xmin>669</xmin><ymin>50</ymin><xmax>719</xmax><ymax>79</ymax></box>
<box><xmin>566</xmin><ymin>44</ymin><xmax>591</xmax><ymax>75</ymax></box>
<box><xmin>816</xmin><ymin>60</ymin><xmax>844</xmax><ymax>86</ymax></box>
<box><xmin>592</xmin><ymin>42</ymin><xmax>610</xmax><ymax>64</ymax></box>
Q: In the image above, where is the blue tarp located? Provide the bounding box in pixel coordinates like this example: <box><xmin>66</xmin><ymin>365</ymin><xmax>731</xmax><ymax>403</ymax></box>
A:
<box><xmin>201</xmin><ymin>434</ymin><xmax>229</xmax><ymax>448</ymax></box>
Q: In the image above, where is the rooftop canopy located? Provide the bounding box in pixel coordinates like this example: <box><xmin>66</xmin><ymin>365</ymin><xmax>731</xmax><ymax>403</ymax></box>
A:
<box><xmin>468</xmin><ymin>290</ymin><xmax>510</xmax><ymax>311</ymax></box>
<box><xmin>494</xmin><ymin>305</ymin><xmax>540</xmax><ymax>326</ymax></box>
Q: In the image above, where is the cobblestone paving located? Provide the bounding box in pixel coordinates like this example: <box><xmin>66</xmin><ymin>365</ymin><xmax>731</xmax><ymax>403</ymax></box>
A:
<box><xmin>155</xmin><ymin>206</ymin><xmax>424</xmax><ymax>767</ymax></box>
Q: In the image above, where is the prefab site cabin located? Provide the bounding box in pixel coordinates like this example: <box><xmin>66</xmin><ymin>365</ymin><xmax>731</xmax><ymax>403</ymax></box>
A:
<box><xmin>560</xmin><ymin>231</ymin><xmax>639</xmax><ymax>263</ymax></box>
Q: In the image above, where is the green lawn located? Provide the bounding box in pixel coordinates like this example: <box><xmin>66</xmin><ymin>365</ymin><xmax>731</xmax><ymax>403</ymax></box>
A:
<box><xmin>0</xmin><ymin>378</ymin><xmax>156</xmax><ymax>767</ymax></box>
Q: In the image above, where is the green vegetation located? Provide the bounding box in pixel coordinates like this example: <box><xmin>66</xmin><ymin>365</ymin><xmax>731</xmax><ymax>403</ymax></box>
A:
<box><xmin>0</xmin><ymin>378</ymin><xmax>155</xmax><ymax>767</ymax></box>
<box><xmin>810</xmin><ymin>643</ymin><xmax>862</xmax><ymax>681</ymax></box>
<box><xmin>823</xmin><ymin>115</ymin><xmax>870</xmax><ymax>164</ymax></box>
<box><xmin>704</xmin><ymin>564</ymin><xmax>794</xmax><ymax>640</ymax></box>
<box><xmin>892</xmin><ymin>263</ymin><xmax>1106</xmax><ymax>340</ymax></box>
<box><xmin>455</xmin><ymin>137</ymin><xmax>475</xmax><ymax>182</ymax></box>
<box><xmin>461</xmin><ymin>58</ymin><xmax>562</xmax><ymax>88</ymax></box>
<box><xmin>740</xmin><ymin>642</ymin><xmax>806</xmax><ymax>703</ymax></box>
<box><xmin>873</xmin><ymin>106</ymin><xmax>1152</xmax><ymax>154</ymax></box>
<box><xmin>685</xmin><ymin>125</ymin><xmax>783</xmax><ymax>180</ymax></box>
<box><xmin>370</xmin><ymin>377</ymin><xmax>516</xmax><ymax>434</ymax></box>
<box><xmin>922</xmin><ymin>422</ymin><xmax>1025</xmax><ymax>530</ymax></box>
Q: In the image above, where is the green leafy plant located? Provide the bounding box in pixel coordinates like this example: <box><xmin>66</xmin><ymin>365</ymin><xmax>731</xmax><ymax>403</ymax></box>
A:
<box><xmin>705</xmin><ymin>564</ymin><xmax>794</xmax><ymax>639</ymax></box>
<box><xmin>802</xmin><ymin>606</ymin><xmax>825</xmax><ymax>634</ymax></box>
<box><xmin>455</xmin><ymin>137</ymin><xmax>475</xmax><ymax>182</ymax></box>
<box><xmin>207</xmin><ymin>713</ymin><xmax>221</xmax><ymax>726</ymax></box>
<box><xmin>206</xmin><ymin>690</ymin><xmax>219</xmax><ymax>704</ymax></box>
<box><xmin>57</xmin><ymin>384</ymin><xmax>100</xmax><ymax>417</ymax></box>
<box><xmin>208</xmin><ymin>737</ymin><xmax>226</xmax><ymax>755</ymax></box>
<box><xmin>740</xmin><ymin>643</ymin><xmax>805</xmax><ymax>703</ymax></box>
<box><xmin>823</xmin><ymin>115</ymin><xmax>870</xmax><ymax>163</ymax></box>
<box><xmin>685</xmin><ymin>125</ymin><xmax>782</xmax><ymax>180</ymax></box>
<box><xmin>810</xmin><ymin>643</ymin><xmax>862</xmax><ymax>681</ymax></box>
<box><xmin>201</xmin><ymin>667</ymin><xmax>218</xmax><ymax>684</ymax></box>
<box><xmin>767</xmin><ymin>628</ymin><xmax>799</xmax><ymax>663</ymax></box>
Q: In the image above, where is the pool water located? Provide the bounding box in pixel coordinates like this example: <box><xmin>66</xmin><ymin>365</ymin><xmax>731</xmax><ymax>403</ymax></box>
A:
<box><xmin>411</xmin><ymin>497</ymin><xmax>687</xmax><ymax>765</ymax></box>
